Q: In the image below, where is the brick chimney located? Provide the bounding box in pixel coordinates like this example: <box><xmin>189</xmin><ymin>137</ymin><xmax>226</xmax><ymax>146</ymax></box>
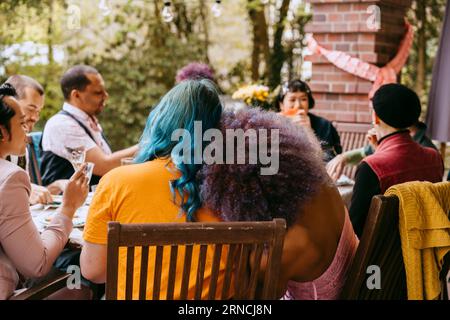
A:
<box><xmin>305</xmin><ymin>0</ymin><xmax>413</xmax><ymax>124</ymax></box>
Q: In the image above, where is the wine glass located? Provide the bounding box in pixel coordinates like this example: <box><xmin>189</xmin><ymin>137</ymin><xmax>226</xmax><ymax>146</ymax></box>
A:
<box><xmin>84</xmin><ymin>162</ymin><xmax>95</xmax><ymax>184</ymax></box>
<box><xmin>120</xmin><ymin>157</ymin><xmax>134</xmax><ymax>166</ymax></box>
<box><xmin>65</xmin><ymin>146</ymin><xmax>86</xmax><ymax>171</ymax></box>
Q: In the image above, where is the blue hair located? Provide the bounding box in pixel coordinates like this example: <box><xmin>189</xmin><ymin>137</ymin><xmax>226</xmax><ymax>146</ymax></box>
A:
<box><xmin>135</xmin><ymin>79</ymin><xmax>223</xmax><ymax>221</ymax></box>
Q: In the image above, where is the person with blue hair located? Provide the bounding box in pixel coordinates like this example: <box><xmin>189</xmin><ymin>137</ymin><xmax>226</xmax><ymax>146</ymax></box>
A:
<box><xmin>80</xmin><ymin>79</ymin><xmax>228</xmax><ymax>299</ymax></box>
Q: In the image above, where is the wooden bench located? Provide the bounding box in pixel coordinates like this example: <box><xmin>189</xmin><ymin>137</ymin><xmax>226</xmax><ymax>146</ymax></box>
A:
<box><xmin>334</xmin><ymin>122</ymin><xmax>373</xmax><ymax>179</ymax></box>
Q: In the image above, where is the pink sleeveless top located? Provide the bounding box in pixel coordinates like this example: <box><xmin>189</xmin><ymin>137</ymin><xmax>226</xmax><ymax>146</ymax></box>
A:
<box><xmin>282</xmin><ymin>213</ymin><xmax>359</xmax><ymax>300</ymax></box>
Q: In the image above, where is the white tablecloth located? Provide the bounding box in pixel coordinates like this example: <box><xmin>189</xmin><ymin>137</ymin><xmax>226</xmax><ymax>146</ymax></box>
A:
<box><xmin>31</xmin><ymin>193</ymin><xmax>94</xmax><ymax>246</ymax></box>
<box><xmin>338</xmin><ymin>185</ymin><xmax>353</xmax><ymax>208</ymax></box>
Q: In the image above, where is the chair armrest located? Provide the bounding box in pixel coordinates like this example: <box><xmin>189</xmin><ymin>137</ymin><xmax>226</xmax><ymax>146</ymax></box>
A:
<box><xmin>10</xmin><ymin>271</ymin><xmax>70</xmax><ymax>300</ymax></box>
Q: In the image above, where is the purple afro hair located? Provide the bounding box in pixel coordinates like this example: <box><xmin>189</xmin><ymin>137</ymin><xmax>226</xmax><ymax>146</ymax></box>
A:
<box><xmin>198</xmin><ymin>108</ymin><xmax>330</xmax><ymax>227</ymax></box>
<box><xmin>176</xmin><ymin>62</ymin><xmax>216</xmax><ymax>83</ymax></box>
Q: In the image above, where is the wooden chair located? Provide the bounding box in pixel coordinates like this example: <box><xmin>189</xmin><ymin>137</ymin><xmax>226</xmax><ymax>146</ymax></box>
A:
<box><xmin>106</xmin><ymin>219</ymin><xmax>286</xmax><ymax>300</ymax></box>
<box><xmin>9</xmin><ymin>270</ymin><xmax>70</xmax><ymax>300</ymax></box>
<box><xmin>27</xmin><ymin>132</ymin><xmax>43</xmax><ymax>185</ymax></box>
<box><xmin>341</xmin><ymin>195</ymin><xmax>449</xmax><ymax>300</ymax></box>
<box><xmin>334</xmin><ymin>122</ymin><xmax>372</xmax><ymax>179</ymax></box>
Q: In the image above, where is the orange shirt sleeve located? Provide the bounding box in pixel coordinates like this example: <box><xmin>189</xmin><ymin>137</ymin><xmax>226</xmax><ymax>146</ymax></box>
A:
<box><xmin>83</xmin><ymin>173</ymin><xmax>115</xmax><ymax>245</ymax></box>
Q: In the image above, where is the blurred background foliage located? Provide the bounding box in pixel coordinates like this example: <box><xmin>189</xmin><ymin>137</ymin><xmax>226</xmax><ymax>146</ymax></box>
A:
<box><xmin>0</xmin><ymin>0</ymin><xmax>447</xmax><ymax>149</ymax></box>
<box><xmin>402</xmin><ymin>0</ymin><xmax>447</xmax><ymax>117</ymax></box>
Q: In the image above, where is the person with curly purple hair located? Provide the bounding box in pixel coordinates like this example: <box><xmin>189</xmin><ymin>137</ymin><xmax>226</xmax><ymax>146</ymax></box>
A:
<box><xmin>175</xmin><ymin>62</ymin><xmax>216</xmax><ymax>83</ymax></box>
<box><xmin>198</xmin><ymin>108</ymin><xmax>359</xmax><ymax>300</ymax></box>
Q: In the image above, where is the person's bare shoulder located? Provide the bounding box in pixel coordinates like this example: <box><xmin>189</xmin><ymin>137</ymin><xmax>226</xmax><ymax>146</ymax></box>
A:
<box><xmin>281</xmin><ymin>224</ymin><xmax>323</xmax><ymax>282</ymax></box>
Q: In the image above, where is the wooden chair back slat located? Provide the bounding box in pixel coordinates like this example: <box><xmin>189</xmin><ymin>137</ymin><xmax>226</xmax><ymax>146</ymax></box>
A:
<box><xmin>247</xmin><ymin>243</ymin><xmax>264</xmax><ymax>300</ymax></box>
<box><xmin>234</xmin><ymin>244</ymin><xmax>251</xmax><ymax>299</ymax></box>
<box><xmin>106</xmin><ymin>219</ymin><xmax>286</xmax><ymax>300</ymax></box>
<box><xmin>179</xmin><ymin>245</ymin><xmax>194</xmax><ymax>299</ymax></box>
<box><xmin>194</xmin><ymin>245</ymin><xmax>208</xmax><ymax>300</ymax></box>
<box><xmin>166</xmin><ymin>245</ymin><xmax>178</xmax><ymax>300</ymax></box>
<box><xmin>261</xmin><ymin>219</ymin><xmax>286</xmax><ymax>299</ymax></box>
<box><xmin>334</xmin><ymin>122</ymin><xmax>373</xmax><ymax>180</ymax></box>
<box><xmin>125</xmin><ymin>247</ymin><xmax>135</xmax><ymax>300</ymax></box>
<box><xmin>106</xmin><ymin>222</ymin><xmax>120</xmax><ymax>300</ymax></box>
<box><xmin>207</xmin><ymin>244</ymin><xmax>223</xmax><ymax>300</ymax></box>
<box><xmin>220</xmin><ymin>244</ymin><xmax>237</xmax><ymax>299</ymax></box>
<box><xmin>152</xmin><ymin>246</ymin><xmax>164</xmax><ymax>300</ymax></box>
<box><xmin>139</xmin><ymin>246</ymin><xmax>149</xmax><ymax>300</ymax></box>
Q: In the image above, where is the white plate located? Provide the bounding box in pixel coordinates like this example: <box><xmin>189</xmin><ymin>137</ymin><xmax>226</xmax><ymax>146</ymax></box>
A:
<box><xmin>49</xmin><ymin>192</ymin><xmax>94</xmax><ymax>206</ymax></box>
<box><xmin>85</xmin><ymin>192</ymin><xmax>94</xmax><ymax>205</ymax></box>
<box><xmin>336</xmin><ymin>175</ymin><xmax>355</xmax><ymax>186</ymax></box>
<box><xmin>35</xmin><ymin>206</ymin><xmax>88</xmax><ymax>228</ymax></box>
<box><xmin>52</xmin><ymin>195</ymin><xmax>63</xmax><ymax>204</ymax></box>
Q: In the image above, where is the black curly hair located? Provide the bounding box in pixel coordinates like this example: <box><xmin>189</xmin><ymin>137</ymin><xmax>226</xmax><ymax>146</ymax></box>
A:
<box><xmin>198</xmin><ymin>108</ymin><xmax>329</xmax><ymax>228</ymax></box>
<box><xmin>0</xmin><ymin>83</ymin><xmax>18</xmax><ymax>140</ymax></box>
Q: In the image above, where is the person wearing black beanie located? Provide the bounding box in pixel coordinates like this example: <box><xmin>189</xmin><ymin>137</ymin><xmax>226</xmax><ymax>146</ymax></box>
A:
<box><xmin>372</xmin><ymin>83</ymin><xmax>422</xmax><ymax>129</ymax></box>
<box><xmin>349</xmin><ymin>84</ymin><xmax>444</xmax><ymax>238</ymax></box>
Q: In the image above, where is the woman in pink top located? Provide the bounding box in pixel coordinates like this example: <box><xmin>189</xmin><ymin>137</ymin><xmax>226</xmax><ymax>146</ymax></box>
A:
<box><xmin>0</xmin><ymin>83</ymin><xmax>89</xmax><ymax>299</ymax></box>
<box><xmin>199</xmin><ymin>108</ymin><xmax>359</xmax><ymax>299</ymax></box>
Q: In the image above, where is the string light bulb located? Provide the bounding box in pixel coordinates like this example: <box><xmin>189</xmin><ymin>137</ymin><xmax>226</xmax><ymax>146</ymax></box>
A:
<box><xmin>211</xmin><ymin>0</ymin><xmax>222</xmax><ymax>18</ymax></box>
<box><xmin>162</xmin><ymin>1</ymin><xmax>174</xmax><ymax>22</ymax></box>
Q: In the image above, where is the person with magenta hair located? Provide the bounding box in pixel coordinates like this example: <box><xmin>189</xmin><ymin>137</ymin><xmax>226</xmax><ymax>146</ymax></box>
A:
<box><xmin>175</xmin><ymin>62</ymin><xmax>216</xmax><ymax>83</ymax></box>
<box><xmin>199</xmin><ymin>107</ymin><xmax>359</xmax><ymax>300</ymax></box>
<box><xmin>275</xmin><ymin>79</ymin><xmax>342</xmax><ymax>162</ymax></box>
<box><xmin>80</xmin><ymin>79</ymin><xmax>228</xmax><ymax>299</ymax></box>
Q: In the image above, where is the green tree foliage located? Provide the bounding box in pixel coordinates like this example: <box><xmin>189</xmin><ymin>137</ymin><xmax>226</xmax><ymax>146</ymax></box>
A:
<box><xmin>66</xmin><ymin>0</ymin><xmax>208</xmax><ymax>149</ymax></box>
<box><xmin>0</xmin><ymin>0</ymin><xmax>446</xmax><ymax>148</ymax></box>
<box><xmin>1</xmin><ymin>0</ymin><xmax>208</xmax><ymax>150</ymax></box>
<box><xmin>246</xmin><ymin>0</ymin><xmax>311</xmax><ymax>90</ymax></box>
<box><xmin>402</xmin><ymin>0</ymin><xmax>447</xmax><ymax>113</ymax></box>
<box><xmin>283</xmin><ymin>3</ymin><xmax>312</xmax><ymax>82</ymax></box>
<box><xmin>0</xmin><ymin>0</ymin><xmax>65</xmax><ymax>128</ymax></box>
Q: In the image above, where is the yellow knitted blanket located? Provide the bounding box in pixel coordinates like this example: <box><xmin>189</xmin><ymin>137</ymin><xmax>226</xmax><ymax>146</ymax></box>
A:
<box><xmin>385</xmin><ymin>181</ymin><xmax>450</xmax><ymax>300</ymax></box>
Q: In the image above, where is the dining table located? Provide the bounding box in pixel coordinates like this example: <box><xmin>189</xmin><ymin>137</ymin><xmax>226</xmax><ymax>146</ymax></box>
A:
<box><xmin>338</xmin><ymin>184</ymin><xmax>353</xmax><ymax>208</ymax></box>
<box><xmin>336</xmin><ymin>174</ymin><xmax>354</xmax><ymax>208</ymax></box>
<box><xmin>31</xmin><ymin>193</ymin><xmax>94</xmax><ymax>247</ymax></box>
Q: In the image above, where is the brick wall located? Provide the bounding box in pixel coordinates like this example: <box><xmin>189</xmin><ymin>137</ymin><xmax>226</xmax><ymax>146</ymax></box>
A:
<box><xmin>305</xmin><ymin>0</ymin><xmax>412</xmax><ymax>124</ymax></box>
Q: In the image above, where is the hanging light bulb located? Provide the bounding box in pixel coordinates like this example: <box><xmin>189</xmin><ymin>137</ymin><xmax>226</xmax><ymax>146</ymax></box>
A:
<box><xmin>162</xmin><ymin>1</ymin><xmax>174</xmax><ymax>23</ymax></box>
<box><xmin>99</xmin><ymin>0</ymin><xmax>111</xmax><ymax>16</ymax></box>
<box><xmin>211</xmin><ymin>0</ymin><xmax>222</xmax><ymax>18</ymax></box>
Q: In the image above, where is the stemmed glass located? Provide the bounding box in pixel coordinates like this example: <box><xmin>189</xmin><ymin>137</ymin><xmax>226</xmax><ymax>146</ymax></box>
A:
<box><xmin>65</xmin><ymin>146</ymin><xmax>86</xmax><ymax>171</ymax></box>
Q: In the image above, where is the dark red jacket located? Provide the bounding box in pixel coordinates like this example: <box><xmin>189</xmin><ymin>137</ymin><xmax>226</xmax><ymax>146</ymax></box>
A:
<box><xmin>363</xmin><ymin>131</ymin><xmax>443</xmax><ymax>193</ymax></box>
